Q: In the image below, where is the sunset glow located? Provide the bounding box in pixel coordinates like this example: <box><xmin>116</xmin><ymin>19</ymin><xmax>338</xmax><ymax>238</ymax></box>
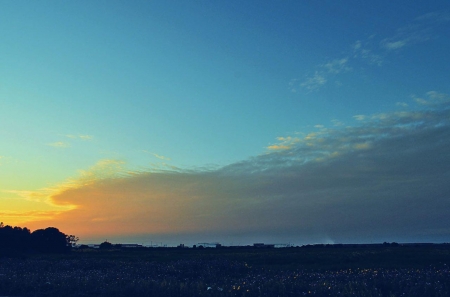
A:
<box><xmin>1</xmin><ymin>1</ymin><xmax>450</xmax><ymax>246</ymax></box>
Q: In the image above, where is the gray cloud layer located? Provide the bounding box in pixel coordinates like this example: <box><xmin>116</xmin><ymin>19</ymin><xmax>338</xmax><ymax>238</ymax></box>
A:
<box><xmin>29</xmin><ymin>97</ymin><xmax>450</xmax><ymax>245</ymax></box>
<box><xmin>213</xmin><ymin>102</ymin><xmax>450</xmax><ymax>242</ymax></box>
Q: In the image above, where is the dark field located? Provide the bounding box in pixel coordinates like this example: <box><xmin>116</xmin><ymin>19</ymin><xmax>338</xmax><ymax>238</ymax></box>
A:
<box><xmin>1</xmin><ymin>245</ymin><xmax>450</xmax><ymax>297</ymax></box>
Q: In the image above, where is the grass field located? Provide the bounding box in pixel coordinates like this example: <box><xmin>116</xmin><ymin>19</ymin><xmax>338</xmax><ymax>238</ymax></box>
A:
<box><xmin>1</xmin><ymin>245</ymin><xmax>449</xmax><ymax>296</ymax></box>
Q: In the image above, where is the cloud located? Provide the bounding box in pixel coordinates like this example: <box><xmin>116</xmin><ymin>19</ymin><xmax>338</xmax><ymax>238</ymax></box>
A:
<box><xmin>299</xmin><ymin>71</ymin><xmax>327</xmax><ymax>91</ymax></box>
<box><xmin>321</xmin><ymin>58</ymin><xmax>351</xmax><ymax>74</ymax></box>
<box><xmin>153</xmin><ymin>154</ymin><xmax>170</xmax><ymax>160</ymax></box>
<box><xmin>382</xmin><ymin>40</ymin><xmax>408</xmax><ymax>50</ymax></box>
<box><xmin>355</xmin><ymin>10</ymin><xmax>450</xmax><ymax>63</ymax></box>
<box><xmin>25</xmin><ymin>95</ymin><xmax>450</xmax><ymax>244</ymax></box>
<box><xmin>288</xmin><ymin>78</ymin><xmax>301</xmax><ymax>93</ymax></box>
<box><xmin>396</xmin><ymin>102</ymin><xmax>409</xmax><ymax>107</ymax></box>
<box><xmin>267</xmin><ymin>144</ymin><xmax>291</xmax><ymax>151</ymax></box>
<box><xmin>380</xmin><ymin>28</ymin><xmax>430</xmax><ymax>51</ymax></box>
<box><xmin>413</xmin><ymin>91</ymin><xmax>450</xmax><ymax>106</ymax></box>
<box><xmin>5</xmin><ymin>190</ymin><xmax>51</xmax><ymax>203</ymax></box>
<box><xmin>415</xmin><ymin>11</ymin><xmax>450</xmax><ymax>23</ymax></box>
<box><xmin>6</xmin><ymin>159</ymin><xmax>125</xmax><ymax>212</ymax></box>
<box><xmin>268</xmin><ymin>136</ymin><xmax>301</xmax><ymax>151</ymax></box>
<box><xmin>142</xmin><ymin>150</ymin><xmax>172</xmax><ymax>161</ymax></box>
<box><xmin>426</xmin><ymin>91</ymin><xmax>449</xmax><ymax>102</ymax></box>
<box><xmin>353</xmin><ymin>40</ymin><xmax>362</xmax><ymax>51</ymax></box>
<box><xmin>45</xmin><ymin>135</ymin><xmax>93</xmax><ymax>149</ymax></box>
<box><xmin>79</xmin><ymin>135</ymin><xmax>94</xmax><ymax>140</ymax></box>
<box><xmin>47</xmin><ymin>142</ymin><xmax>70</xmax><ymax>148</ymax></box>
<box><xmin>352</xmin><ymin>40</ymin><xmax>384</xmax><ymax>66</ymax></box>
<box><xmin>353</xmin><ymin>115</ymin><xmax>366</xmax><ymax>121</ymax></box>
<box><xmin>353</xmin><ymin>142</ymin><xmax>371</xmax><ymax>150</ymax></box>
<box><xmin>292</xmin><ymin>11</ymin><xmax>449</xmax><ymax>94</ymax></box>
<box><xmin>75</xmin><ymin>159</ymin><xmax>127</xmax><ymax>186</ymax></box>
<box><xmin>331</xmin><ymin>119</ymin><xmax>345</xmax><ymax>127</ymax></box>
<box><xmin>0</xmin><ymin>210</ymin><xmax>64</xmax><ymax>221</ymax></box>
<box><xmin>66</xmin><ymin>134</ymin><xmax>94</xmax><ymax>140</ymax></box>
<box><xmin>380</xmin><ymin>11</ymin><xmax>450</xmax><ymax>51</ymax></box>
<box><xmin>296</xmin><ymin>58</ymin><xmax>350</xmax><ymax>92</ymax></box>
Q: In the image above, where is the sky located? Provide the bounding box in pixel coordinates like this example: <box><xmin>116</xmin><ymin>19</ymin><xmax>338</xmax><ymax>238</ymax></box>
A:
<box><xmin>1</xmin><ymin>1</ymin><xmax>450</xmax><ymax>246</ymax></box>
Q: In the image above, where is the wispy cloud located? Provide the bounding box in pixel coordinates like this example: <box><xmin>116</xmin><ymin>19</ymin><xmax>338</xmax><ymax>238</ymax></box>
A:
<box><xmin>142</xmin><ymin>150</ymin><xmax>172</xmax><ymax>161</ymax></box>
<box><xmin>380</xmin><ymin>26</ymin><xmax>431</xmax><ymax>51</ymax></box>
<box><xmin>66</xmin><ymin>134</ymin><xmax>94</xmax><ymax>140</ymax></box>
<box><xmin>396</xmin><ymin>102</ymin><xmax>409</xmax><ymax>107</ymax></box>
<box><xmin>413</xmin><ymin>91</ymin><xmax>450</xmax><ymax>106</ymax></box>
<box><xmin>267</xmin><ymin>136</ymin><xmax>301</xmax><ymax>151</ymax></box>
<box><xmin>380</xmin><ymin>11</ymin><xmax>450</xmax><ymax>51</ymax></box>
<box><xmin>353</xmin><ymin>115</ymin><xmax>366</xmax><ymax>121</ymax></box>
<box><xmin>331</xmin><ymin>119</ymin><xmax>345</xmax><ymax>127</ymax></box>
<box><xmin>382</xmin><ymin>40</ymin><xmax>408</xmax><ymax>50</ymax></box>
<box><xmin>352</xmin><ymin>39</ymin><xmax>384</xmax><ymax>66</ymax></box>
<box><xmin>298</xmin><ymin>71</ymin><xmax>327</xmax><ymax>91</ymax></box>
<box><xmin>5</xmin><ymin>190</ymin><xmax>50</xmax><ymax>203</ymax></box>
<box><xmin>47</xmin><ymin>142</ymin><xmax>70</xmax><ymax>148</ymax></box>
<box><xmin>295</xmin><ymin>58</ymin><xmax>350</xmax><ymax>92</ymax></box>
<box><xmin>292</xmin><ymin>11</ymin><xmax>450</xmax><ymax>93</ymax></box>
<box><xmin>267</xmin><ymin>144</ymin><xmax>291</xmax><ymax>151</ymax></box>
<box><xmin>26</xmin><ymin>95</ymin><xmax>450</xmax><ymax>243</ymax></box>
<box><xmin>75</xmin><ymin>159</ymin><xmax>127</xmax><ymax>186</ymax></box>
<box><xmin>321</xmin><ymin>58</ymin><xmax>351</xmax><ymax>74</ymax></box>
<box><xmin>46</xmin><ymin>135</ymin><xmax>93</xmax><ymax>149</ymax></box>
<box><xmin>0</xmin><ymin>210</ymin><xmax>64</xmax><ymax>221</ymax></box>
<box><xmin>415</xmin><ymin>11</ymin><xmax>450</xmax><ymax>22</ymax></box>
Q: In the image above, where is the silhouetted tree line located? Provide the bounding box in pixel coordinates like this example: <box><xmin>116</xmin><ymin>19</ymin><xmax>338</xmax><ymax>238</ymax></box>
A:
<box><xmin>0</xmin><ymin>222</ymin><xmax>78</xmax><ymax>253</ymax></box>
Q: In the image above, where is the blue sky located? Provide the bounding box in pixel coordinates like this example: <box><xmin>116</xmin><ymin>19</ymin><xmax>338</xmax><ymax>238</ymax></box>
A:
<box><xmin>1</xmin><ymin>1</ymin><xmax>450</xmax><ymax>245</ymax></box>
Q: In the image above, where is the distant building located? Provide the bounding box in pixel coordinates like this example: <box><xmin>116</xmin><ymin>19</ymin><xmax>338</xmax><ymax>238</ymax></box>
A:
<box><xmin>121</xmin><ymin>244</ymin><xmax>143</xmax><ymax>248</ymax></box>
<box><xmin>253</xmin><ymin>243</ymin><xmax>275</xmax><ymax>248</ymax></box>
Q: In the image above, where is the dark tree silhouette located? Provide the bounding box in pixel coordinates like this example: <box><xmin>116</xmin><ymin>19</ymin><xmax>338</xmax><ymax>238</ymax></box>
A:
<box><xmin>1</xmin><ymin>223</ymin><xmax>77</xmax><ymax>253</ymax></box>
<box><xmin>31</xmin><ymin>227</ymin><xmax>70</xmax><ymax>253</ymax></box>
<box><xmin>66</xmin><ymin>234</ymin><xmax>79</xmax><ymax>247</ymax></box>
<box><xmin>0</xmin><ymin>223</ymin><xmax>31</xmax><ymax>251</ymax></box>
<box><xmin>99</xmin><ymin>241</ymin><xmax>113</xmax><ymax>249</ymax></box>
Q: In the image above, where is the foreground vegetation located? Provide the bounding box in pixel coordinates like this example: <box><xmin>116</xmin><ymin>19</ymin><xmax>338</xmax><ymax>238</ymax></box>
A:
<box><xmin>1</xmin><ymin>245</ymin><xmax>449</xmax><ymax>296</ymax></box>
<box><xmin>0</xmin><ymin>223</ymin><xmax>78</xmax><ymax>253</ymax></box>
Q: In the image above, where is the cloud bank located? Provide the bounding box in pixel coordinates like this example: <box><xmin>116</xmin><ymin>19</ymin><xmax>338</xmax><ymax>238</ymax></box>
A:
<box><xmin>26</xmin><ymin>95</ymin><xmax>450</xmax><ymax>244</ymax></box>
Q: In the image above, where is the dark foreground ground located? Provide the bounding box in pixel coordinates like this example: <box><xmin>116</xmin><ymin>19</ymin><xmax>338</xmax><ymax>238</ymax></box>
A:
<box><xmin>1</xmin><ymin>245</ymin><xmax>450</xmax><ymax>296</ymax></box>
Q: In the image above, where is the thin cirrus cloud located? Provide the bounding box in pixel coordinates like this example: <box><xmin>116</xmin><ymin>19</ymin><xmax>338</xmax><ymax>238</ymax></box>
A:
<box><xmin>0</xmin><ymin>210</ymin><xmax>65</xmax><ymax>222</ymax></box>
<box><xmin>380</xmin><ymin>25</ymin><xmax>430</xmax><ymax>51</ymax></box>
<box><xmin>381</xmin><ymin>11</ymin><xmax>450</xmax><ymax>51</ymax></box>
<box><xmin>47</xmin><ymin>142</ymin><xmax>70</xmax><ymax>148</ymax></box>
<box><xmin>294</xmin><ymin>58</ymin><xmax>350</xmax><ymax>92</ymax></box>
<box><xmin>352</xmin><ymin>39</ymin><xmax>384</xmax><ymax>67</ymax></box>
<box><xmin>292</xmin><ymin>11</ymin><xmax>450</xmax><ymax>92</ymax></box>
<box><xmin>414</xmin><ymin>91</ymin><xmax>450</xmax><ymax>106</ymax></box>
<box><xmin>5</xmin><ymin>190</ymin><xmax>51</xmax><ymax>203</ymax></box>
<box><xmin>65</xmin><ymin>134</ymin><xmax>94</xmax><ymax>140</ymax></box>
<box><xmin>25</xmin><ymin>93</ymin><xmax>450</xmax><ymax>244</ymax></box>
<box><xmin>46</xmin><ymin>135</ymin><xmax>93</xmax><ymax>149</ymax></box>
<box><xmin>396</xmin><ymin>102</ymin><xmax>409</xmax><ymax>107</ymax></box>
<box><xmin>142</xmin><ymin>150</ymin><xmax>172</xmax><ymax>161</ymax></box>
